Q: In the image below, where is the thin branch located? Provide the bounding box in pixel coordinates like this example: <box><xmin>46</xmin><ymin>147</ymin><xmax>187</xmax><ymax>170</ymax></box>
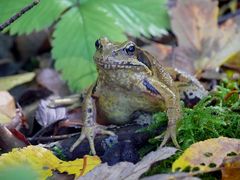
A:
<box><xmin>0</xmin><ymin>0</ymin><xmax>40</xmax><ymax>32</ymax></box>
<box><xmin>28</xmin><ymin>132</ymin><xmax>80</xmax><ymax>142</ymax></box>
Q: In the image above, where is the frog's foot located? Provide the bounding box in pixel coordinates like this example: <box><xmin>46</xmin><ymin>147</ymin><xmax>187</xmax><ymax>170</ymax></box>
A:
<box><xmin>159</xmin><ymin>124</ymin><xmax>180</xmax><ymax>149</ymax></box>
<box><xmin>70</xmin><ymin>125</ymin><xmax>115</xmax><ymax>155</ymax></box>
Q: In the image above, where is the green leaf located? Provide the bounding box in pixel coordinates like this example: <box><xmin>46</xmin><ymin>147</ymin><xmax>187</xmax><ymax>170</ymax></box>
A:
<box><xmin>59</xmin><ymin>57</ymin><xmax>97</xmax><ymax>90</ymax></box>
<box><xmin>52</xmin><ymin>4</ymin><xmax>126</xmax><ymax>91</ymax></box>
<box><xmin>0</xmin><ymin>0</ymin><xmax>31</xmax><ymax>23</ymax></box>
<box><xmin>1</xmin><ymin>0</ymin><xmax>170</xmax><ymax>91</ymax></box>
<box><xmin>0</xmin><ymin>0</ymin><xmax>70</xmax><ymax>35</ymax></box>
<box><xmin>98</xmin><ymin>0</ymin><xmax>169</xmax><ymax>37</ymax></box>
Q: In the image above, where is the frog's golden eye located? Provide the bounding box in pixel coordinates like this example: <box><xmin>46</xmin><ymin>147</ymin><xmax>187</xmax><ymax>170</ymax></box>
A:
<box><xmin>125</xmin><ymin>44</ymin><xmax>135</xmax><ymax>55</ymax></box>
<box><xmin>95</xmin><ymin>39</ymin><xmax>102</xmax><ymax>49</ymax></box>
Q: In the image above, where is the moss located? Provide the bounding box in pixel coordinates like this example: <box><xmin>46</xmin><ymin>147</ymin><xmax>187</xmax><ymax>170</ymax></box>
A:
<box><xmin>140</xmin><ymin>80</ymin><xmax>240</xmax><ymax>177</ymax></box>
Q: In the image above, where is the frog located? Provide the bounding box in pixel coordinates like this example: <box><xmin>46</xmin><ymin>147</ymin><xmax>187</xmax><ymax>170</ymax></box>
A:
<box><xmin>69</xmin><ymin>37</ymin><xmax>207</xmax><ymax>155</ymax></box>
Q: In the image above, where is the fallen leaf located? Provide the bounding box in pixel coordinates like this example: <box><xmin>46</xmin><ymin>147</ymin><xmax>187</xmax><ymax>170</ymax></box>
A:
<box><xmin>172</xmin><ymin>137</ymin><xmax>240</xmax><ymax>172</ymax></box>
<box><xmin>0</xmin><ymin>146</ymin><xmax>101</xmax><ymax>179</ymax></box>
<box><xmin>142</xmin><ymin>172</ymin><xmax>200</xmax><ymax>180</ymax></box>
<box><xmin>143</xmin><ymin>43</ymin><xmax>173</xmax><ymax>68</ymax></box>
<box><xmin>0</xmin><ymin>72</ymin><xmax>35</xmax><ymax>91</ymax></box>
<box><xmin>169</xmin><ymin>0</ymin><xmax>240</xmax><ymax>75</ymax></box>
<box><xmin>221</xmin><ymin>155</ymin><xmax>240</xmax><ymax>180</ymax></box>
<box><xmin>35</xmin><ymin>98</ymin><xmax>67</xmax><ymax>127</ymax></box>
<box><xmin>80</xmin><ymin>147</ymin><xmax>178</xmax><ymax>180</ymax></box>
<box><xmin>0</xmin><ymin>91</ymin><xmax>16</xmax><ymax>124</ymax></box>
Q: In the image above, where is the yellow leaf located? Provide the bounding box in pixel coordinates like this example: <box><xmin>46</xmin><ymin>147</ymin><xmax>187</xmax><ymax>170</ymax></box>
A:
<box><xmin>0</xmin><ymin>72</ymin><xmax>35</xmax><ymax>91</ymax></box>
<box><xmin>0</xmin><ymin>146</ymin><xmax>101</xmax><ymax>179</ymax></box>
<box><xmin>172</xmin><ymin>137</ymin><xmax>240</xmax><ymax>172</ymax></box>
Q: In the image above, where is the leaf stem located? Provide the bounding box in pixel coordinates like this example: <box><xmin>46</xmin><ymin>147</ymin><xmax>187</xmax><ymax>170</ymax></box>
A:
<box><xmin>0</xmin><ymin>0</ymin><xmax>41</xmax><ymax>32</ymax></box>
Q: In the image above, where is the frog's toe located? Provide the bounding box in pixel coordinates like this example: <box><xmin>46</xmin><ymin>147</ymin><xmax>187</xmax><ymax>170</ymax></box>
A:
<box><xmin>70</xmin><ymin>133</ymin><xmax>86</xmax><ymax>152</ymax></box>
<box><xmin>87</xmin><ymin>135</ymin><xmax>96</xmax><ymax>155</ymax></box>
<box><xmin>170</xmin><ymin>128</ymin><xmax>180</xmax><ymax>148</ymax></box>
<box><xmin>70</xmin><ymin>125</ymin><xmax>98</xmax><ymax>155</ymax></box>
<box><xmin>160</xmin><ymin>127</ymin><xmax>180</xmax><ymax>149</ymax></box>
<box><xmin>70</xmin><ymin>125</ymin><xmax>115</xmax><ymax>155</ymax></box>
<box><xmin>97</xmin><ymin>127</ymin><xmax>115</xmax><ymax>136</ymax></box>
<box><xmin>159</xmin><ymin>130</ymin><xmax>170</xmax><ymax>148</ymax></box>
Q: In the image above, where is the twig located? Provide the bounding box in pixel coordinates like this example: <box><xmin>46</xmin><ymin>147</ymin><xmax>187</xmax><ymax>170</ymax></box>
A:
<box><xmin>0</xmin><ymin>0</ymin><xmax>40</xmax><ymax>32</ymax></box>
<box><xmin>28</xmin><ymin>132</ymin><xmax>80</xmax><ymax>142</ymax></box>
<box><xmin>30</xmin><ymin>123</ymin><xmax>55</xmax><ymax>139</ymax></box>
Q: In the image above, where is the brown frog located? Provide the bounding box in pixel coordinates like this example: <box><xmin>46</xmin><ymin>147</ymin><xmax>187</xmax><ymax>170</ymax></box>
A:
<box><xmin>70</xmin><ymin>37</ymin><xmax>207</xmax><ymax>154</ymax></box>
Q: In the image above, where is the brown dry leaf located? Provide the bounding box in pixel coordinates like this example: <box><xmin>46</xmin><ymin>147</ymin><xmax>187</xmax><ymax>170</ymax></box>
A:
<box><xmin>80</xmin><ymin>147</ymin><xmax>178</xmax><ymax>180</ymax></box>
<box><xmin>221</xmin><ymin>155</ymin><xmax>240</xmax><ymax>180</ymax></box>
<box><xmin>172</xmin><ymin>137</ymin><xmax>240</xmax><ymax>172</ymax></box>
<box><xmin>169</xmin><ymin>0</ymin><xmax>240</xmax><ymax>75</ymax></box>
<box><xmin>143</xmin><ymin>43</ymin><xmax>173</xmax><ymax>67</ymax></box>
<box><xmin>0</xmin><ymin>91</ymin><xmax>16</xmax><ymax>124</ymax></box>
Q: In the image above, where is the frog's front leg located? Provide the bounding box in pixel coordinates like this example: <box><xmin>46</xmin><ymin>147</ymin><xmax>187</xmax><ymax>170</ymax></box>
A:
<box><xmin>70</xmin><ymin>86</ymin><xmax>115</xmax><ymax>155</ymax></box>
<box><xmin>141</xmin><ymin>78</ymin><xmax>181</xmax><ymax>148</ymax></box>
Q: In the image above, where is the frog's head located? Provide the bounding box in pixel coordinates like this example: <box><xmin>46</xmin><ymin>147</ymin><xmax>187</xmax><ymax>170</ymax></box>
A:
<box><xmin>94</xmin><ymin>37</ymin><xmax>152</xmax><ymax>74</ymax></box>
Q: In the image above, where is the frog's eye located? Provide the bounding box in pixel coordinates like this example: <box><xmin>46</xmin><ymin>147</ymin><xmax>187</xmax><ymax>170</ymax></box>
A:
<box><xmin>125</xmin><ymin>44</ymin><xmax>135</xmax><ymax>55</ymax></box>
<box><xmin>95</xmin><ymin>39</ymin><xmax>102</xmax><ymax>49</ymax></box>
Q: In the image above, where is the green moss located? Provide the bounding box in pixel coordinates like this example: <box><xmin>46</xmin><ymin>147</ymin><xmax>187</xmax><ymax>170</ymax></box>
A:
<box><xmin>140</xmin><ymin>80</ymin><xmax>240</xmax><ymax>176</ymax></box>
<box><xmin>143</xmin><ymin>80</ymin><xmax>240</xmax><ymax>150</ymax></box>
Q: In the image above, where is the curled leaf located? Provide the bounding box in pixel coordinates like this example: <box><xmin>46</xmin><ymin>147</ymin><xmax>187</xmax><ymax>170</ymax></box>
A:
<box><xmin>35</xmin><ymin>98</ymin><xmax>67</xmax><ymax>127</ymax></box>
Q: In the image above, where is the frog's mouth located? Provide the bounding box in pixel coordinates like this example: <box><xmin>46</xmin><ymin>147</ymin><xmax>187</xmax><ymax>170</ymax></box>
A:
<box><xmin>98</xmin><ymin>61</ymin><xmax>141</xmax><ymax>69</ymax></box>
<box><xmin>96</xmin><ymin>57</ymin><xmax>142</xmax><ymax>70</ymax></box>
